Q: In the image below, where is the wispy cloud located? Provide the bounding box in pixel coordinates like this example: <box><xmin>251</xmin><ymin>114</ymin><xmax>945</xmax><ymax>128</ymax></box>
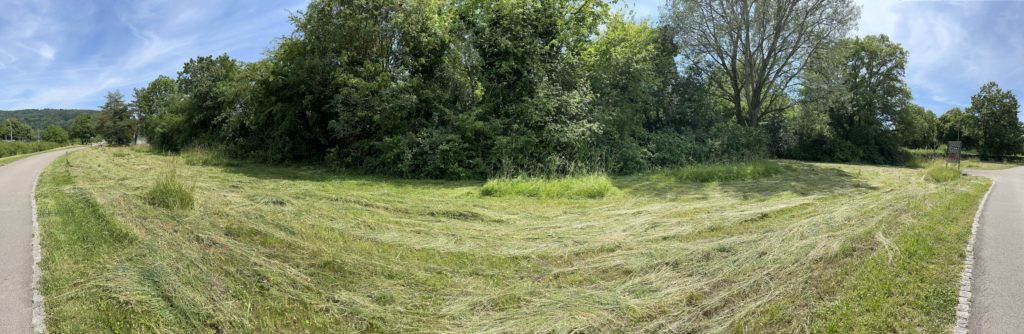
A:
<box><xmin>0</xmin><ymin>0</ymin><xmax>302</xmax><ymax>110</ymax></box>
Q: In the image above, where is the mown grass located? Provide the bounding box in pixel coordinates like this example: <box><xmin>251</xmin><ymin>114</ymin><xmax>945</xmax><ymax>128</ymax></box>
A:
<box><xmin>666</xmin><ymin>160</ymin><xmax>784</xmax><ymax>183</ymax></box>
<box><xmin>37</xmin><ymin>148</ymin><xmax>989</xmax><ymax>332</ymax></box>
<box><xmin>481</xmin><ymin>174</ymin><xmax>618</xmax><ymax>199</ymax></box>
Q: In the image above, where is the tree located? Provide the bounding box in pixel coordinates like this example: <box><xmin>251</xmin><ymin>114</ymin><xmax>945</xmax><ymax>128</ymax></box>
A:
<box><xmin>132</xmin><ymin>75</ymin><xmax>182</xmax><ymax>142</ymax></box>
<box><xmin>42</xmin><ymin>125</ymin><xmax>70</xmax><ymax>144</ymax></box>
<box><xmin>800</xmin><ymin>35</ymin><xmax>912</xmax><ymax>164</ymax></box>
<box><xmin>97</xmin><ymin>91</ymin><xmax>135</xmax><ymax>146</ymax></box>
<box><xmin>666</xmin><ymin>0</ymin><xmax>859</xmax><ymax>126</ymax></box>
<box><xmin>937</xmin><ymin>107</ymin><xmax>974</xmax><ymax>149</ymax></box>
<box><xmin>68</xmin><ymin>114</ymin><xmax>98</xmax><ymax>143</ymax></box>
<box><xmin>2</xmin><ymin>118</ymin><xmax>33</xmax><ymax>141</ymax></box>
<box><xmin>967</xmin><ymin>82</ymin><xmax>1024</xmax><ymax>159</ymax></box>
<box><xmin>895</xmin><ymin>104</ymin><xmax>937</xmax><ymax>149</ymax></box>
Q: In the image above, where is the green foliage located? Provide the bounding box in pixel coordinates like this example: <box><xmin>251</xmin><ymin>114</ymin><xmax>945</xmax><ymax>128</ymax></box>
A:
<box><xmin>67</xmin><ymin>114</ymin><xmax>98</xmax><ymax>143</ymax></box>
<box><xmin>136</xmin><ymin>0</ymin><xmax>740</xmax><ymax>179</ymax></box>
<box><xmin>42</xmin><ymin>125</ymin><xmax>70</xmax><ymax>144</ymax></box>
<box><xmin>896</xmin><ymin>104</ymin><xmax>938</xmax><ymax>149</ymax></box>
<box><xmin>795</xmin><ymin>35</ymin><xmax>914</xmax><ymax>165</ymax></box>
<box><xmin>97</xmin><ymin>91</ymin><xmax>136</xmax><ymax>146</ymax></box>
<box><xmin>144</xmin><ymin>167</ymin><xmax>195</xmax><ymax>210</ymax></box>
<box><xmin>0</xmin><ymin>141</ymin><xmax>61</xmax><ymax>158</ymax></box>
<box><xmin>2</xmin><ymin>117</ymin><xmax>34</xmax><ymax>140</ymax></box>
<box><xmin>666</xmin><ymin>160</ymin><xmax>784</xmax><ymax>183</ymax></box>
<box><xmin>967</xmin><ymin>82</ymin><xmax>1024</xmax><ymax>159</ymax></box>
<box><xmin>480</xmin><ymin>174</ymin><xmax>617</xmax><ymax>199</ymax></box>
<box><xmin>937</xmin><ymin>107</ymin><xmax>973</xmax><ymax>149</ymax></box>
<box><xmin>925</xmin><ymin>166</ymin><xmax>960</xmax><ymax>183</ymax></box>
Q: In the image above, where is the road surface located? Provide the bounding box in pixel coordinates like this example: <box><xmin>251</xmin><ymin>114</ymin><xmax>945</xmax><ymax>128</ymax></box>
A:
<box><xmin>0</xmin><ymin>148</ymin><xmax>80</xmax><ymax>333</ymax></box>
<box><xmin>967</xmin><ymin>167</ymin><xmax>1024</xmax><ymax>333</ymax></box>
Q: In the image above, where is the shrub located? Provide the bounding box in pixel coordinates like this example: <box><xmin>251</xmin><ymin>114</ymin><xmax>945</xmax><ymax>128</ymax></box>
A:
<box><xmin>144</xmin><ymin>168</ymin><xmax>195</xmax><ymax>210</ymax></box>
<box><xmin>481</xmin><ymin>174</ymin><xmax>618</xmax><ymax>199</ymax></box>
<box><xmin>0</xmin><ymin>141</ymin><xmax>61</xmax><ymax>158</ymax></box>
<box><xmin>668</xmin><ymin>160</ymin><xmax>784</xmax><ymax>183</ymax></box>
<box><xmin>925</xmin><ymin>166</ymin><xmax>960</xmax><ymax>183</ymax></box>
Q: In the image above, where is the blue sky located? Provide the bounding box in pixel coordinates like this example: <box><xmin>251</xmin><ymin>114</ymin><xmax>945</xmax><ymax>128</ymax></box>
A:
<box><xmin>2</xmin><ymin>0</ymin><xmax>1022</xmax><ymax>117</ymax></box>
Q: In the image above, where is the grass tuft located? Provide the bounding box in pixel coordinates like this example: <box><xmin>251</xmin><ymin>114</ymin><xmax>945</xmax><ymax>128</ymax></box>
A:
<box><xmin>926</xmin><ymin>166</ymin><xmax>961</xmax><ymax>183</ymax></box>
<box><xmin>181</xmin><ymin>146</ymin><xmax>236</xmax><ymax>167</ymax></box>
<box><xmin>144</xmin><ymin>167</ymin><xmax>195</xmax><ymax>210</ymax></box>
<box><xmin>481</xmin><ymin>174</ymin><xmax>618</xmax><ymax>199</ymax></box>
<box><xmin>667</xmin><ymin>160</ymin><xmax>783</xmax><ymax>183</ymax></box>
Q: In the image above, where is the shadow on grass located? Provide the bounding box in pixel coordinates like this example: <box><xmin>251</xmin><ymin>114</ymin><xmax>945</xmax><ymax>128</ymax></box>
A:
<box><xmin>220</xmin><ymin>162</ymin><xmax>482</xmax><ymax>190</ymax></box>
<box><xmin>616</xmin><ymin>162</ymin><xmax>877</xmax><ymax>199</ymax></box>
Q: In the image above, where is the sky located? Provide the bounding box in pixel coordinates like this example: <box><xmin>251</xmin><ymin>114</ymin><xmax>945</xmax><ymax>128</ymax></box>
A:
<box><xmin>0</xmin><ymin>0</ymin><xmax>302</xmax><ymax>110</ymax></box>
<box><xmin>2</xmin><ymin>0</ymin><xmax>1023</xmax><ymax>116</ymax></box>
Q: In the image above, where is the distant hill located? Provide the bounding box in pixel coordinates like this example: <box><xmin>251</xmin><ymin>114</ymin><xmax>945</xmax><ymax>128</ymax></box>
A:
<box><xmin>0</xmin><ymin>109</ymin><xmax>99</xmax><ymax>130</ymax></box>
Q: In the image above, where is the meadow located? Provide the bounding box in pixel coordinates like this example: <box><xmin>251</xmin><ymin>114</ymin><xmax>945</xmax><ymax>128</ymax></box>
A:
<box><xmin>37</xmin><ymin>147</ymin><xmax>988</xmax><ymax>333</ymax></box>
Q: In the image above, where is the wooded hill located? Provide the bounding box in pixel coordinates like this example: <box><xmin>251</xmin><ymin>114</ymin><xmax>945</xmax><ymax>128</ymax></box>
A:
<box><xmin>0</xmin><ymin>109</ymin><xmax>98</xmax><ymax>130</ymax></box>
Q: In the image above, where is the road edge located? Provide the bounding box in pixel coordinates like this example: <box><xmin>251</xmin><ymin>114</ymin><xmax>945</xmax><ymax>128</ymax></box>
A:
<box><xmin>31</xmin><ymin>170</ymin><xmax>46</xmax><ymax>334</ymax></box>
<box><xmin>953</xmin><ymin>180</ymin><xmax>994</xmax><ymax>334</ymax></box>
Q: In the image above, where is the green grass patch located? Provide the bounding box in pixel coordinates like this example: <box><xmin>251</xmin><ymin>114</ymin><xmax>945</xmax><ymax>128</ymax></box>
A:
<box><xmin>143</xmin><ymin>166</ymin><xmax>195</xmax><ymax>209</ymax></box>
<box><xmin>666</xmin><ymin>160</ymin><xmax>784</xmax><ymax>182</ymax></box>
<box><xmin>38</xmin><ymin>148</ymin><xmax>989</xmax><ymax>332</ymax></box>
<box><xmin>926</xmin><ymin>166</ymin><xmax>961</xmax><ymax>182</ymax></box>
<box><xmin>481</xmin><ymin>174</ymin><xmax>618</xmax><ymax>199</ymax></box>
<box><xmin>181</xmin><ymin>146</ymin><xmax>236</xmax><ymax>167</ymax></box>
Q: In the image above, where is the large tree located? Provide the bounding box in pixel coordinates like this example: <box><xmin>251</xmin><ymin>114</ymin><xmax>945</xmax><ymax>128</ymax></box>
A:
<box><xmin>666</xmin><ymin>0</ymin><xmax>859</xmax><ymax>126</ymax></box>
<box><xmin>800</xmin><ymin>35</ymin><xmax>912</xmax><ymax>164</ymax></box>
<box><xmin>967</xmin><ymin>82</ymin><xmax>1024</xmax><ymax>159</ymax></box>
<box><xmin>67</xmin><ymin>114</ymin><xmax>97</xmax><ymax>143</ymax></box>
<box><xmin>97</xmin><ymin>91</ymin><xmax>135</xmax><ymax>146</ymax></box>
<box><xmin>937</xmin><ymin>107</ymin><xmax>974</xmax><ymax>149</ymax></box>
<box><xmin>2</xmin><ymin>118</ymin><xmax>33</xmax><ymax>141</ymax></box>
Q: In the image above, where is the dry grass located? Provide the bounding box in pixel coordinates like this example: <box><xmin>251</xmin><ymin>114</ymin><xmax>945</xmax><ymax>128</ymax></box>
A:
<box><xmin>36</xmin><ymin>147</ymin><xmax>989</xmax><ymax>333</ymax></box>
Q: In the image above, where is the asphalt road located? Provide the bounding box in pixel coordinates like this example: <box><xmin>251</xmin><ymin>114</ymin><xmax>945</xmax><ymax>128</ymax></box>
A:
<box><xmin>0</xmin><ymin>149</ymin><xmax>79</xmax><ymax>333</ymax></box>
<box><xmin>967</xmin><ymin>167</ymin><xmax>1024</xmax><ymax>333</ymax></box>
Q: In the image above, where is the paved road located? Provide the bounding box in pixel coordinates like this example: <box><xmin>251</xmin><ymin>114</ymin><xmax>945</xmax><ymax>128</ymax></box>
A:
<box><xmin>967</xmin><ymin>167</ymin><xmax>1024</xmax><ymax>333</ymax></box>
<box><xmin>0</xmin><ymin>149</ymin><xmax>80</xmax><ymax>333</ymax></box>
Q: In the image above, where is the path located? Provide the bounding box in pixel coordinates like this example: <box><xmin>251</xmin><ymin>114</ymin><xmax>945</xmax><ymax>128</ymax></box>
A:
<box><xmin>0</xmin><ymin>148</ymin><xmax>81</xmax><ymax>333</ymax></box>
<box><xmin>967</xmin><ymin>167</ymin><xmax>1024</xmax><ymax>333</ymax></box>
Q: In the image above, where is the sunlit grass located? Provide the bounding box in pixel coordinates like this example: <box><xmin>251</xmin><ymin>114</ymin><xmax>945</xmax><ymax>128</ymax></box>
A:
<box><xmin>481</xmin><ymin>174</ymin><xmax>618</xmax><ymax>199</ymax></box>
<box><xmin>36</xmin><ymin>148</ymin><xmax>989</xmax><ymax>332</ymax></box>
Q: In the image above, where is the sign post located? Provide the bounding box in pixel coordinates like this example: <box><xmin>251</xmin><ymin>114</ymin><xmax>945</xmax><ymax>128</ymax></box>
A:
<box><xmin>947</xmin><ymin>141</ymin><xmax>962</xmax><ymax>171</ymax></box>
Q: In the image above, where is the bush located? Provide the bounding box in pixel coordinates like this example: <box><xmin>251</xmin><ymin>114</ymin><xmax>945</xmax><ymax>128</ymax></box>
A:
<box><xmin>144</xmin><ymin>167</ymin><xmax>195</xmax><ymax>209</ymax></box>
<box><xmin>481</xmin><ymin>174</ymin><xmax>618</xmax><ymax>199</ymax></box>
<box><xmin>925</xmin><ymin>166</ymin><xmax>960</xmax><ymax>183</ymax></box>
<box><xmin>668</xmin><ymin>160</ymin><xmax>784</xmax><ymax>183</ymax></box>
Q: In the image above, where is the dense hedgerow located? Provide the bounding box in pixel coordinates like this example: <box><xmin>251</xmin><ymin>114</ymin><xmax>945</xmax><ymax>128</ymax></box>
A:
<box><xmin>0</xmin><ymin>141</ymin><xmax>61</xmax><ymax>159</ymax></box>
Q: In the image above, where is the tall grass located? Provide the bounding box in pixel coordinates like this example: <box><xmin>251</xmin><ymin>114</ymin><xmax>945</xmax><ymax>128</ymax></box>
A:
<box><xmin>0</xmin><ymin>141</ymin><xmax>61</xmax><ymax>158</ymax></box>
<box><xmin>667</xmin><ymin>160</ymin><xmax>784</xmax><ymax>182</ymax></box>
<box><xmin>481</xmin><ymin>174</ymin><xmax>618</xmax><ymax>199</ymax></box>
<box><xmin>181</xmin><ymin>146</ymin><xmax>236</xmax><ymax>167</ymax></box>
<box><xmin>144</xmin><ymin>166</ymin><xmax>195</xmax><ymax>209</ymax></box>
<box><xmin>926</xmin><ymin>166</ymin><xmax>961</xmax><ymax>183</ymax></box>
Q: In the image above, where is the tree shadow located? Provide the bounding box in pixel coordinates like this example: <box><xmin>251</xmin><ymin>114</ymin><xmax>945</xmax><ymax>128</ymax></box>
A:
<box><xmin>219</xmin><ymin>162</ymin><xmax>483</xmax><ymax>190</ymax></box>
<box><xmin>615</xmin><ymin>162</ymin><xmax>878</xmax><ymax>200</ymax></box>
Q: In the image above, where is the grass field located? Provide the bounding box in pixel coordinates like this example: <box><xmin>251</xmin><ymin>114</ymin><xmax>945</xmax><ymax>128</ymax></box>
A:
<box><xmin>37</xmin><ymin>147</ymin><xmax>989</xmax><ymax>333</ymax></box>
